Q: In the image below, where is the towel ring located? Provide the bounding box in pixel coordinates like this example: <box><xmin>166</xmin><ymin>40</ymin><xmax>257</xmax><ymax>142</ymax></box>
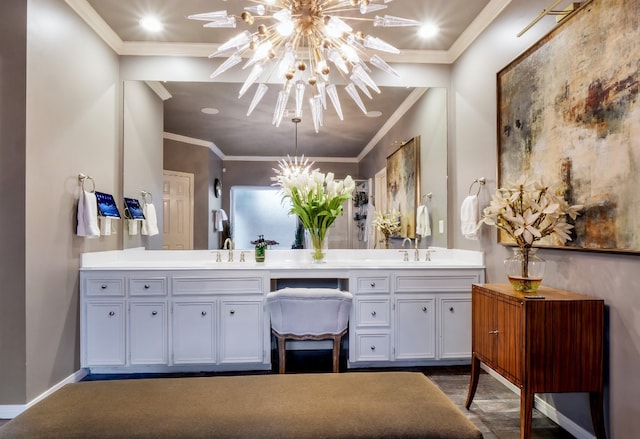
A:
<box><xmin>78</xmin><ymin>173</ymin><xmax>95</xmax><ymax>193</ymax></box>
<box><xmin>141</xmin><ymin>191</ymin><xmax>153</xmax><ymax>204</ymax></box>
<box><xmin>468</xmin><ymin>178</ymin><xmax>486</xmax><ymax>196</ymax></box>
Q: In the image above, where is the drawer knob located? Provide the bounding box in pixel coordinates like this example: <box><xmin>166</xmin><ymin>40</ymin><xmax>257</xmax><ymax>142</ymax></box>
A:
<box><xmin>101</xmin><ymin>284</ymin><xmax>107</xmax><ymax>289</ymax></box>
<box><xmin>108</xmin><ymin>311</ymin><xmax>115</xmax><ymax>317</ymax></box>
<box><xmin>201</xmin><ymin>311</ymin><xmax>207</xmax><ymax>316</ymax></box>
<box><xmin>229</xmin><ymin>310</ymin><xmax>235</xmax><ymax>315</ymax></box>
<box><xmin>371</xmin><ymin>311</ymin><xmax>377</xmax><ymax>317</ymax></box>
<box><xmin>422</xmin><ymin>306</ymin><xmax>428</xmax><ymax>312</ymax></box>
<box><xmin>370</xmin><ymin>345</ymin><xmax>376</xmax><ymax>351</ymax></box>
<box><xmin>370</xmin><ymin>282</ymin><xmax>376</xmax><ymax>287</ymax></box>
<box><xmin>449</xmin><ymin>307</ymin><xmax>455</xmax><ymax>312</ymax></box>
<box><xmin>151</xmin><ymin>311</ymin><xmax>158</xmax><ymax>316</ymax></box>
<box><xmin>144</xmin><ymin>284</ymin><xmax>150</xmax><ymax>289</ymax></box>
<box><xmin>489</xmin><ymin>330</ymin><xmax>499</xmax><ymax>335</ymax></box>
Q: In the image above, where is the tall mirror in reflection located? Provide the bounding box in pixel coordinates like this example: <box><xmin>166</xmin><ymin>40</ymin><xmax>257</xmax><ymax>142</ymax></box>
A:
<box><xmin>122</xmin><ymin>81</ymin><xmax>448</xmax><ymax>251</ymax></box>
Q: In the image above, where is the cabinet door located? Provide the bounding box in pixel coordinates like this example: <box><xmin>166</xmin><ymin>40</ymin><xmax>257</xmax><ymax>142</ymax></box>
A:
<box><xmin>495</xmin><ymin>297</ymin><xmax>524</xmax><ymax>384</ymax></box>
<box><xmin>440</xmin><ymin>297</ymin><xmax>472</xmax><ymax>359</ymax></box>
<box><xmin>395</xmin><ymin>296</ymin><xmax>436</xmax><ymax>360</ymax></box>
<box><xmin>219</xmin><ymin>300</ymin><xmax>263</xmax><ymax>364</ymax></box>
<box><xmin>172</xmin><ymin>301</ymin><xmax>216</xmax><ymax>364</ymax></box>
<box><xmin>471</xmin><ymin>288</ymin><xmax>497</xmax><ymax>366</ymax></box>
<box><xmin>85</xmin><ymin>301</ymin><xmax>126</xmax><ymax>366</ymax></box>
<box><xmin>130</xmin><ymin>301</ymin><xmax>168</xmax><ymax>365</ymax></box>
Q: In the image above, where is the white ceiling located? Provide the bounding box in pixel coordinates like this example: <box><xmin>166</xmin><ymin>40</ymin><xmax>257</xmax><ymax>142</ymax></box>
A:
<box><xmin>66</xmin><ymin>0</ymin><xmax>524</xmax><ymax>159</ymax></box>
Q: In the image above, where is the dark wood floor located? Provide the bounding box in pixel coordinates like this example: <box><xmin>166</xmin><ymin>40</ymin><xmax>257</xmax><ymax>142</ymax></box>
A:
<box><xmin>0</xmin><ymin>349</ymin><xmax>574</xmax><ymax>438</ymax></box>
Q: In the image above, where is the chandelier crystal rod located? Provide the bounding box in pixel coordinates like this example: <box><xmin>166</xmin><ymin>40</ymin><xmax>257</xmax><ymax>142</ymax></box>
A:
<box><xmin>189</xmin><ymin>0</ymin><xmax>421</xmax><ymax>132</ymax></box>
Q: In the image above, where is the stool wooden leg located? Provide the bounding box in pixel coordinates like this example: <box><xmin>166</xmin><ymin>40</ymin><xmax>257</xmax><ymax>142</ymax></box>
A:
<box><xmin>332</xmin><ymin>335</ymin><xmax>341</xmax><ymax>373</ymax></box>
<box><xmin>277</xmin><ymin>335</ymin><xmax>286</xmax><ymax>374</ymax></box>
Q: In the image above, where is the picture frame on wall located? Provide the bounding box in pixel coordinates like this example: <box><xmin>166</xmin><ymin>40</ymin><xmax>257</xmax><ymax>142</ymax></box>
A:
<box><xmin>386</xmin><ymin>136</ymin><xmax>420</xmax><ymax>239</ymax></box>
<box><xmin>497</xmin><ymin>0</ymin><xmax>640</xmax><ymax>253</ymax></box>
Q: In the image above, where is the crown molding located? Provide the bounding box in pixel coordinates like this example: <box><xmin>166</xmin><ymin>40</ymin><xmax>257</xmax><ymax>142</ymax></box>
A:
<box><xmin>65</xmin><ymin>0</ymin><xmax>123</xmax><ymax>53</ymax></box>
<box><xmin>163</xmin><ymin>132</ymin><xmax>225</xmax><ymax>159</ymax></box>
<box><xmin>223</xmin><ymin>156</ymin><xmax>359</xmax><ymax>163</ymax></box>
<box><xmin>145</xmin><ymin>82</ymin><xmax>172</xmax><ymax>101</ymax></box>
<box><xmin>66</xmin><ymin>0</ymin><xmax>511</xmax><ymax>65</ymax></box>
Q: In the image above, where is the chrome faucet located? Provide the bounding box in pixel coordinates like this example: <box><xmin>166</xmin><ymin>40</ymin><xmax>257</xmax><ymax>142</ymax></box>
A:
<box><xmin>402</xmin><ymin>237</ymin><xmax>412</xmax><ymax>249</ymax></box>
<box><xmin>223</xmin><ymin>238</ymin><xmax>235</xmax><ymax>262</ymax></box>
<box><xmin>213</xmin><ymin>251</ymin><xmax>222</xmax><ymax>263</ymax></box>
<box><xmin>414</xmin><ymin>240</ymin><xmax>420</xmax><ymax>261</ymax></box>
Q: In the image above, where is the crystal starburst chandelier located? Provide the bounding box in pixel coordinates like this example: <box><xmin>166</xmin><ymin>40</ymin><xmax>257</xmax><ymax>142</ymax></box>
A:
<box><xmin>273</xmin><ymin>117</ymin><xmax>316</xmax><ymax>180</ymax></box>
<box><xmin>189</xmin><ymin>0</ymin><xmax>421</xmax><ymax>132</ymax></box>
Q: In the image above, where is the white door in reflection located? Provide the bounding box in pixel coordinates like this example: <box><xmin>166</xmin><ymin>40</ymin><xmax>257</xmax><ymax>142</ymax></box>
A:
<box><xmin>230</xmin><ymin>186</ymin><xmax>297</xmax><ymax>250</ymax></box>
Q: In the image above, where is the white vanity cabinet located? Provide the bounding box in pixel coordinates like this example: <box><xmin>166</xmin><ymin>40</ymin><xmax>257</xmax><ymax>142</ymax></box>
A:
<box><xmin>80</xmin><ymin>270</ymin><xmax>270</xmax><ymax>373</ymax></box>
<box><xmin>348</xmin><ymin>268</ymin><xmax>484</xmax><ymax>368</ymax></box>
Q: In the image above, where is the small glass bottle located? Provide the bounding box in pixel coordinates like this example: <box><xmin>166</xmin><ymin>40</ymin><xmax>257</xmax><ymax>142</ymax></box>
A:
<box><xmin>255</xmin><ymin>235</ymin><xmax>266</xmax><ymax>262</ymax></box>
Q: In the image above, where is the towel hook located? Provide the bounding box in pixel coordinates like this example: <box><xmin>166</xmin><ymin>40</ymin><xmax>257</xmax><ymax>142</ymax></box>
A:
<box><xmin>78</xmin><ymin>173</ymin><xmax>95</xmax><ymax>193</ymax></box>
<box><xmin>468</xmin><ymin>177</ymin><xmax>486</xmax><ymax>196</ymax></box>
<box><xmin>141</xmin><ymin>191</ymin><xmax>153</xmax><ymax>204</ymax></box>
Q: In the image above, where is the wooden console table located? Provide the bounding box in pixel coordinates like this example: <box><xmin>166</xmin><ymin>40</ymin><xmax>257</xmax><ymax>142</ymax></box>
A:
<box><xmin>465</xmin><ymin>284</ymin><xmax>605</xmax><ymax>439</ymax></box>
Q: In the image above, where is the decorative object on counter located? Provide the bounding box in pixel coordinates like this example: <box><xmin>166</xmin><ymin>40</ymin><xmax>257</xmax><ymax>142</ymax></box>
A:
<box><xmin>251</xmin><ymin>235</ymin><xmax>279</xmax><ymax>262</ymax></box>
<box><xmin>274</xmin><ymin>167</ymin><xmax>355</xmax><ymax>262</ymax></box>
<box><xmin>188</xmin><ymin>1</ymin><xmax>421</xmax><ymax>132</ymax></box>
<box><xmin>373</xmin><ymin>210</ymin><xmax>401</xmax><ymax>249</ymax></box>
<box><xmin>478</xmin><ymin>176</ymin><xmax>583</xmax><ymax>292</ymax></box>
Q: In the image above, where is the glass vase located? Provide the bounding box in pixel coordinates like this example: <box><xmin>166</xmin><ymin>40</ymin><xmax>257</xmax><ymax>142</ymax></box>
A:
<box><xmin>504</xmin><ymin>247</ymin><xmax>545</xmax><ymax>293</ymax></box>
<box><xmin>305</xmin><ymin>229</ymin><xmax>328</xmax><ymax>262</ymax></box>
<box><xmin>255</xmin><ymin>245</ymin><xmax>265</xmax><ymax>262</ymax></box>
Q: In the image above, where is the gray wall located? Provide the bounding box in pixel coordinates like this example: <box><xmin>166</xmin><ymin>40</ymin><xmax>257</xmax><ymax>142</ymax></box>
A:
<box><xmin>450</xmin><ymin>0</ymin><xmax>639</xmax><ymax>436</ymax></box>
<box><xmin>23</xmin><ymin>0</ymin><xmax>120</xmax><ymax>403</ymax></box>
<box><xmin>0</xmin><ymin>0</ymin><xmax>28</xmax><ymax>404</ymax></box>
<box><xmin>360</xmin><ymin>88</ymin><xmax>449</xmax><ymax>248</ymax></box>
<box><xmin>123</xmin><ymin>81</ymin><xmax>164</xmax><ymax>250</ymax></box>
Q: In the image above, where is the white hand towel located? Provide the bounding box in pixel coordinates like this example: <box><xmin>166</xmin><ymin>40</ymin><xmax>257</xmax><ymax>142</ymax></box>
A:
<box><xmin>129</xmin><ymin>219</ymin><xmax>139</xmax><ymax>235</ymax></box>
<box><xmin>215</xmin><ymin>209</ymin><xmax>228</xmax><ymax>232</ymax></box>
<box><xmin>460</xmin><ymin>195</ymin><xmax>479</xmax><ymax>240</ymax></box>
<box><xmin>99</xmin><ymin>217</ymin><xmax>112</xmax><ymax>236</ymax></box>
<box><xmin>77</xmin><ymin>190</ymin><xmax>100</xmax><ymax>238</ymax></box>
<box><xmin>416</xmin><ymin>204</ymin><xmax>431</xmax><ymax>237</ymax></box>
<box><xmin>141</xmin><ymin>203</ymin><xmax>159</xmax><ymax>236</ymax></box>
<box><xmin>363</xmin><ymin>203</ymin><xmax>376</xmax><ymax>248</ymax></box>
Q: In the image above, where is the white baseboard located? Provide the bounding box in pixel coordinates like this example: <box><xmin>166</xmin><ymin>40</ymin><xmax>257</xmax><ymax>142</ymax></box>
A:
<box><xmin>480</xmin><ymin>365</ymin><xmax>595</xmax><ymax>439</ymax></box>
<box><xmin>0</xmin><ymin>369</ymin><xmax>88</xmax><ymax>419</ymax></box>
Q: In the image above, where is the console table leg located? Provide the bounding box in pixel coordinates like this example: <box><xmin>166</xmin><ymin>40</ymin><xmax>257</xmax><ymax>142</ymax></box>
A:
<box><xmin>590</xmin><ymin>391</ymin><xmax>607</xmax><ymax>439</ymax></box>
<box><xmin>465</xmin><ymin>356</ymin><xmax>481</xmax><ymax>409</ymax></box>
<box><xmin>520</xmin><ymin>388</ymin><xmax>533</xmax><ymax>439</ymax></box>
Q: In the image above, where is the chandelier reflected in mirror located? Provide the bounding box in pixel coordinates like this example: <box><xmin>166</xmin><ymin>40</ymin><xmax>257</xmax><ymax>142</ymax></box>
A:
<box><xmin>189</xmin><ymin>0</ymin><xmax>421</xmax><ymax>132</ymax></box>
<box><xmin>273</xmin><ymin>117</ymin><xmax>316</xmax><ymax>180</ymax></box>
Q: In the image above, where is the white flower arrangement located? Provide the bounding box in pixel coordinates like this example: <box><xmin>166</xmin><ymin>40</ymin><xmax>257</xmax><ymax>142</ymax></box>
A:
<box><xmin>373</xmin><ymin>210</ymin><xmax>401</xmax><ymax>238</ymax></box>
<box><xmin>273</xmin><ymin>167</ymin><xmax>355</xmax><ymax>258</ymax></box>
<box><xmin>478</xmin><ymin>176</ymin><xmax>583</xmax><ymax>248</ymax></box>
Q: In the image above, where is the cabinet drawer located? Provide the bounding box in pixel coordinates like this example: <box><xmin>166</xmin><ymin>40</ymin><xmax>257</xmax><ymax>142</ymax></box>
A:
<box><xmin>354</xmin><ymin>276</ymin><xmax>390</xmax><ymax>293</ymax></box>
<box><xmin>354</xmin><ymin>333</ymin><xmax>390</xmax><ymax>361</ymax></box>
<box><xmin>84</xmin><ymin>277</ymin><xmax>125</xmax><ymax>296</ymax></box>
<box><xmin>172</xmin><ymin>276</ymin><xmax>264</xmax><ymax>295</ymax></box>
<box><xmin>129</xmin><ymin>277</ymin><xmax>167</xmax><ymax>296</ymax></box>
<box><xmin>395</xmin><ymin>273</ymin><xmax>481</xmax><ymax>292</ymax></box>
<box><xmin>355</xmin><ymin>297</ymin><xmax>390</xmax><ymax>326</ymax></box>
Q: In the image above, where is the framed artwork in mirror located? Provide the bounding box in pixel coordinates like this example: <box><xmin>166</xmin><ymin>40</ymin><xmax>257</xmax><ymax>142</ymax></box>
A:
<box><xmin>497</xmin><ymin>0</ymin><xmax>640</xmax><ymax>253</ymax></box>
<box><xmin>386</xmin><ymin>136</ymin><xmax>420</xmax><ymax>239</ymax></box>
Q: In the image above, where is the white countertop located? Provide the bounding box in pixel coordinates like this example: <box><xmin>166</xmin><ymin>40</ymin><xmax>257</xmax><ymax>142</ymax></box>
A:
<box><xmin>80</xmin><ymin>248</ymin><xmax>485</xmax><ymax>271</ymax></box>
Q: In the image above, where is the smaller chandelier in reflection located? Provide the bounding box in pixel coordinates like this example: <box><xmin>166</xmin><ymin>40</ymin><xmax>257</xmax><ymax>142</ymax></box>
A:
<box><xmin>189</xmin><ymin>0</ymin><xmax>421</xmax><ymax>132</ymax></box>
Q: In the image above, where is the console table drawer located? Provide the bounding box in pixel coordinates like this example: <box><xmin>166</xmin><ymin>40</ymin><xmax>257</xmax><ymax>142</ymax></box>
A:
<box><xmin>172</xmin><ymin>276</ymin><xmax>264</xmax><ymax>295</ymax></box>
<box><xmin>395</xmin><ymin>273</ymin><xmax>481</xmax><ymax>292</ymax></box>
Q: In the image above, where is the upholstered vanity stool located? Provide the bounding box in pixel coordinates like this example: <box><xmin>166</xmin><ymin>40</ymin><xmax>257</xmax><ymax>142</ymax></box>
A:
<box><xmin>266</xmin><ymin>288</ymin><xmax>353</xmax><ymax>373</ymax></box>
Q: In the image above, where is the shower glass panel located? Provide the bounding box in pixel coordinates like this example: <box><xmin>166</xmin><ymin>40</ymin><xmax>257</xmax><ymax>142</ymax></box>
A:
<box><xmin>230</xmin><ymin>186</ymin><xmax>297</xmax><ymax>250</ymax></box>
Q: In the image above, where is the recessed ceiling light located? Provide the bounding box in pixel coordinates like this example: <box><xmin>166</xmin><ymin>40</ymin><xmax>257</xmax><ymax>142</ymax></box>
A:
<box><xmin>419</xmin><ymin>23</ymin><xmax>439</xmax><ymax>39</ymax></box>
<box><xmin>139</xmin><ymin>16</ymin><xmax>163</xmax><ymax>32</ymax></box>
<box><xmin>366</xmin><ymin>111</ymin><xmax>382</xmax><ymax>118</ymax></box>
<box><xmin>201</xmin><ymin>107</ymin><xmax>219</xmax><ymax>115</ymax></box>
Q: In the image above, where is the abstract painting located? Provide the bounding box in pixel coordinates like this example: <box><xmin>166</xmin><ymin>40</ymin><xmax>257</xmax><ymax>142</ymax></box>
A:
<box><xmin>387</xmin><ymin>136</ymin><xmax>420</xmax><ymax>239</ymax></box>
<box><xmin>498</xmin><ymin>0</ymin><xmax>640</xmax><ymax>253</ymax></box>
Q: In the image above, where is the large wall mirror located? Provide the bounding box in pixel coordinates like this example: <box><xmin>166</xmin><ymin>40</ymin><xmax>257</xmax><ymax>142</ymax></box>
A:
<box><xmin>122</xmin><ymin>80</ymin><xmax>448</xmax><ymax>251</ymax></box>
